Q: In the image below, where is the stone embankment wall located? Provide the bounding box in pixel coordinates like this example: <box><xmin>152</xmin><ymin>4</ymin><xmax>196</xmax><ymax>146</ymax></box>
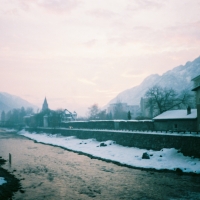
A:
<box><xmin>60</xmin><ymin>121</ymin><xmax>154</xmax><ymax>131</ymax></box>
<box><xmin>61</xmin><ymin>120</ymin><xmax>197</xmax><ymax>132</ymax></box>
<box><xmin>26</xmin><ymin>127</ymin><xmax>200</xmax><ymax>158</ymax></box>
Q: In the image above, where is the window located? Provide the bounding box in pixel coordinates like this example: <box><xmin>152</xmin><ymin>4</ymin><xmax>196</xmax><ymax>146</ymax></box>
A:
<box><xmin>174</xmin><ymin>124</ymin><xmax>178</xmax><ymax>129</ymax></box>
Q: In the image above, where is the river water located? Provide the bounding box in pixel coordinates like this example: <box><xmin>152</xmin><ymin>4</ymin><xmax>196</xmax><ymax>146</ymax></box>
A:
<box><xmin>0</xmin><ymin>130</ymin><xmax>200</xmax><ymax>200</ymax></box>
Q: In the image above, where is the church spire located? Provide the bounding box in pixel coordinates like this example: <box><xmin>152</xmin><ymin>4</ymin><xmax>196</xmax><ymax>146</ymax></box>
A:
<box><xmin>42</xmin><ymin>97</ymin><xmax>49</xmax><ymax>111</ymax></box>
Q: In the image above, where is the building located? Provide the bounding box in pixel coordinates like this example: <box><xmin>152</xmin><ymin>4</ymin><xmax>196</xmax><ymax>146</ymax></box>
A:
<box><xmin>61</xmin><ymin>109</ymin><xmax>77</xmax><ymax>122</ymax></box>
<box><xmin>192</xmin><ymin>75</ymin><xmax>200</xmax><ymax>131</ymax></box>
<box><xmin>153</xmin><ymin>107</ymin><xmax>197</xmax><ymax>132</ymax></box>
<box><xmin>42</xmin><ymin>97</ymin><xmax>49</xmax><ymax>111</ymax></box>
<box><xmin>1</xmin><ymin>110</ymin><xmax>5</xmax><ymax>122</ymax></box>
<box><xmin>140</xmin><ymin>97</ymin><xmax>159</xmax><ymax>119</ymax></box>
<box><xmin>24</xmin><ymin>97</ymin><xmax>77</xmax><ymax>127</ymax></box>
<box><xmin>152</xmin><ymin>71</ymin><xmax>200</xmax><ymax>132</ymax></box>
<box><xmin>140</xmin><ymin>98</ymin><xmax>152</xmax><ymax>118</ymax></box>
<box><xmin>107</xmin><ymin>103</ymin><xmax>140</xmax><ymax>119</ymax></box>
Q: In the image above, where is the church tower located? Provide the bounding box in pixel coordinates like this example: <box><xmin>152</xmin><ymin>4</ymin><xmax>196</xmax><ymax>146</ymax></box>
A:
<box><xmin>42</xmin><ymin>97</ymin><xmax>49</xmax><ymax>111</ymax></box>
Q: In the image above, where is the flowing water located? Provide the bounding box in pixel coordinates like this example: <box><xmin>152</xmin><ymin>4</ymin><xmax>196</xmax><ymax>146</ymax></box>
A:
<box><xmin>0</xmin><ymin>130</ymin><xmax>200</xmax><ymax>200</ymax></box>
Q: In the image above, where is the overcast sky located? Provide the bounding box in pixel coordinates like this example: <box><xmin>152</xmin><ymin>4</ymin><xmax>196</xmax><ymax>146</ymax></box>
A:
<box><xmin>1</xmin><ymin>0</ymin><xmax>200</xmax><ymax>116</ymax></box>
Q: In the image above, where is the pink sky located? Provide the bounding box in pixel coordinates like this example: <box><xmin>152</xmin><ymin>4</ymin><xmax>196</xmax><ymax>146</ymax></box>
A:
<box><xmin>1</xmin><ymin>0</ymin><xmax>200</xmax><ymax>116</ymax></box>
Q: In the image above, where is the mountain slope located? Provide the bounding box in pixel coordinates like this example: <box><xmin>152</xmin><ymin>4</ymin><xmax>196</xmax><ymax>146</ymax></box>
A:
<box><xmin>0</xmin><ymin>92</ymin><xmax>38</xmax><ymax>113</ymax></box>
<box><xmin>107</xmin><ymin>56</ymin><xmax>200</xmax><ymax>106</ymax></box>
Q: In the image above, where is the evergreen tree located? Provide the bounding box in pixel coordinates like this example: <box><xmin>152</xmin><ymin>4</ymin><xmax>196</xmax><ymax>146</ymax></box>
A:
<box><xmin>127</xmin><ymin>111</ymin><xmax>131</xmax><ymax>120</ymax></box>
<box><xmin>1</xmin><ymin>111</ymin><xmax>5</xmax><ymax>121</ymax></box>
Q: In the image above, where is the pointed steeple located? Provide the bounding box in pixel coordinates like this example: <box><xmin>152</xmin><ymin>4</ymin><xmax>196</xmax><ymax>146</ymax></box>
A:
<box><xmin>42</xmin><ymin>97</ymin><xmax>49</xmax><ymax>111</ymax></box>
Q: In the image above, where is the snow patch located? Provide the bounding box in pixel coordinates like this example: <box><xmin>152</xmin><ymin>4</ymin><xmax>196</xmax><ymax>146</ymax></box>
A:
<box><xmin>0</xmin><ymin>177</ymin><xmax>7</xmax><ymax>185</ymax></box>
<box><xmin>153</xmin><ymin>109</ymin><xmax>197</xmax><ymax>120</ymax></box>
<box><xmin>18</xmin><ymin>130</ymin><xmax>200</xmax><ymax>174</ymax></box>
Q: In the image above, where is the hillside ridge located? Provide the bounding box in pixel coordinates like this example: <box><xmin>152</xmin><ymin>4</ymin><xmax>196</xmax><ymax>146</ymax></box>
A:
<box><xmin>0</xmin><ymin>92</ymin><xmax>38</xmax><ymax>113</ymax></box>
<box><xmin>106</xmin><ymin>56</ymin><xmax>200</xmax><ymax>106</ymax></box>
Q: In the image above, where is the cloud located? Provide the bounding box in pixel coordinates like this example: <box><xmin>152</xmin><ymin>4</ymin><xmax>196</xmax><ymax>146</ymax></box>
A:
<box><xmin>13</xmin><ymin>0</ymin><xmax>36</xmax><ymax>11</ymax></box>
<box><xmin>2</xmin><ymin>8</ymin><xmax>19</xmax><ymax>16</ymax></box>
<box><xmin>106</xmin><ymin>25</ymin><xmax>152</xmax><ymax>45</ymax></box>
<box><xmin>122</xmin><ymin>70</ymin><xmax>146</xmax><ymax>78</ymax></box>
<box><xmin>83</xmin><ymin>39</ymin><xmax>97</xmax><ymax>48</ymax></box>
<box><xmin>106</xmin><ymin>19</ymin><xmax>200</xmax><ymax>55</ymax></box>
<box><xmin>96</xmin><ymin>89</ymin><xmax>110</xmax><ymax>93</ymax></box>
<box><xmin>13</xmin><ymin>0</ymin><xmax>80</xmax><ymax>13</ymax></box>
<box><xmin>87</xmin><ymin>9</ymin><xmax>117</xmax><ymax>19</ymax></box>
<box><xmin>74</xmin><ymin>95</ymin><xmax>91</xmax><ymax>99</ymax></box>
<box><xmin>77</xmin><ymin>78</ymin><xmax>96</xmax><ymax>85</ymax></box>
<box><xmin>96</xmin><ymin>89</ymin><xmax>119</xmax><ymax>95</ymax></box>
<box><xmin>126</xmin><ymin>0</ymin><xmax>164</xmax><ymax>12</ymax></box>
<box><xmin>166</xmin><ymin>21</ymin><xmax>200</xmax><ymax>41</ymax></box>
<box><xmin>38</xmin><ymin>0</ymin><xmax>80</xmax><ymax>14</ymax></box>
<box><xmin>146</xmin><ymin>21</ymin><xmax>200</xmax><ymax>53</ymax></box>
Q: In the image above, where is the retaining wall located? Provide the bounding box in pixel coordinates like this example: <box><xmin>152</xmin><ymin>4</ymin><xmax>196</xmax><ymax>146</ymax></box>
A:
<box><xmin>61</xmin><ymin>121</ymin><xmax>154</xmax><ymax>130</ymax></box>
<box><xmin>26</xmin><ymin>127</ymin><xmax>200</xmax><ymax>158</ymax></box>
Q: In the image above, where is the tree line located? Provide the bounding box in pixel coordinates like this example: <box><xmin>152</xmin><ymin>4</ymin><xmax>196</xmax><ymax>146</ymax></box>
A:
<box><xmin>0</xmin><ymin>107</ymin><xmax>34</xmax><ymax>126</ymax></box>
<box><xmin>87</xmin><ymin>103</ymin><xmax>132</xmax><ymax>120</ymax></box>
<box><xmin>0</xmin><ymin>85</ymin><xmax>194</xmax><ymax>125</ymax></box>
<box><xmin>144</xmin><ymin>85</ymin><xmax>194</xmax><ymax>117</ymax></box>
<box><xmin>87</xmin><ymin>85</ymin><xmax>195</xmax><ymax>120</ymax></box>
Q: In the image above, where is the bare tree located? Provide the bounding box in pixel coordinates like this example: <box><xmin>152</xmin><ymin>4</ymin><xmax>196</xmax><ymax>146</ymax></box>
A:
<box><xmin>88</xmin><ymin>104</ymin><xmax>113</xmax><ymax>120</ymax></box>
<box><xmin>88</xmin><ymin>104</ymin><xmax>100</xmax><ymax>120</ymax></box>
<box><xmin>113</xmin><ymin>102</ymin><xmax>127</xmax><ymax>120</ymax></box>
<box><xmin>97</xmin><ymin>110</ymin><xmax>107</xmax><ymax>120</ymax></box>
<box><xmin>145</xmin><ymin>85</ymin><xmax>194</xmax><ymax>115</ymax></box>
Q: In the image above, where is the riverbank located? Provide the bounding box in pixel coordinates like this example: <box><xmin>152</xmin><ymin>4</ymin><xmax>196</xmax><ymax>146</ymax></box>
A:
<box><xmin>20</xmin><ymin>129</ymin><xmax>200</xmax><ymax>174</ymax></box>
<box><xmin>0</xmin><ymin>147</ymin><xmax>21</xmax><ymax>200</ymax></box>
<box><xmin>26</xmin><ymin>127</ymin><xmax>200</xmax><ymax>158</ymax></box>
<box><xmin>0</xmin><ymin>129</ymin><xmax>200</xmax><ymax>199</ymax></box>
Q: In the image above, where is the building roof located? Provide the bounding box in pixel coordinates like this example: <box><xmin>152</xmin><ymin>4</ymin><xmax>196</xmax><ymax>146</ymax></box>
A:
<box><xmin>42</xmin><ymin>97</ymin><xmax>49</xmax><ymax>111</ymax></box>
<box><xmin>64</xmin><ymin>109</ymin><xmax>71</xmax><ymax>115</ymax></box>
<box><xmin>191</xmin><ymin>74</ymin><xmax>200</xmax><ymax>81</ymax></box>
<box><xmin>153</xmin><ymin>109</ymin><xmax>197</xmax><ymax>120</ymax></box>
<box><xmin>192</xmin><ymin>85</ymin><xmax>200</xmax><ymax>91</ymax></box>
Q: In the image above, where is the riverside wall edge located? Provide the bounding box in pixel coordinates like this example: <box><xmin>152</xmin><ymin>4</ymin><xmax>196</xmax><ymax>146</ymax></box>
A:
<box><xmin>25</xmin><ymin>127</ymin><xmax>200</xmax><ymax>158</ymax></box>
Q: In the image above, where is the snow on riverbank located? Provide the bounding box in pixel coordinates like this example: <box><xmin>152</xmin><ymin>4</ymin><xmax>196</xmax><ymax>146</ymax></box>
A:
<box><xmin>0</xmin><ymin>177</ymin><xmax>7</xmax><ymax>185</ymax></box>
<box><xmin>18</xmin><ymin>130</ymin><xmax>200</xmax><ymax>174</ymax></box>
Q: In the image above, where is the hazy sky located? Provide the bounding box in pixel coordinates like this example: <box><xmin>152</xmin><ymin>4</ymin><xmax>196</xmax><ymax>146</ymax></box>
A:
<box><xmin>1</xmin><ymin>0</ymin><xmax>200</xmax><ymax>116</ymax></box>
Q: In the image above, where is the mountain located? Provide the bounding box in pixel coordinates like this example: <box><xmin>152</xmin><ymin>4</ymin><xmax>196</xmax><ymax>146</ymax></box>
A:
<box><xmin>107</xmin><ymin>56</ymin><xmax>200</xmax><ymax>106</ymax></box>
<box><xmin>0</xmin><ymin>92</ymin><xmax>38</xmax><ymax>113</ymax></box>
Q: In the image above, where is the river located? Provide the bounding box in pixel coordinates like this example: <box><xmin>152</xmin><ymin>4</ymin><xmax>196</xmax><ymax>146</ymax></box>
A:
<box><xmin>0</xmin><ymin>130</ymin><xmax>200</xmax><ymax>200</ymax></box>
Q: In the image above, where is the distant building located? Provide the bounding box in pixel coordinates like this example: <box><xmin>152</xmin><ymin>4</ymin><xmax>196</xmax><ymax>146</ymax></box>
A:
<box><xmin>24</xmin><ymin>97</ymin><xmax>77</xmax><ymax>127</ymax></box>
<box><xmin>140</xmin><ymin>98</ymin><xmax>152</xmax><ymax>118</ymax></box>
<box><xmin>61</xmin><ymin>109</ymin><xmax>77</xmax><ymax>122</ymax></box>
<box><xmin>140</xmin><ymin>97</ymin><xmax>159</xmax><ymax>119</ymax></box>
<box><xmin>1</xmin><ymin>110</ymin><xmax>5</xmax><ymax>122</ymax></box>
<box><xmin>107</xmin><ymin>103</ymin><xmax>140</xmax><ymax>119</ymax></box>
<box><xmin>23</xmin><ymin>114</ymin><xmax>35</xmax><ymax>127</ymax></box>
<box><xmin>42</xmin><ymin>97</ymin><xmax>49</xmax><ymax>111</ymax></box>
<box><xmin>192</xmin><ymin>74</ymin><xmax>200</xmax><ymax>131</ymax></box>
<box><xmin>0</xmin><ymin>110</ymin><xmax>5</xmax><ymax>126</ymax></box>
